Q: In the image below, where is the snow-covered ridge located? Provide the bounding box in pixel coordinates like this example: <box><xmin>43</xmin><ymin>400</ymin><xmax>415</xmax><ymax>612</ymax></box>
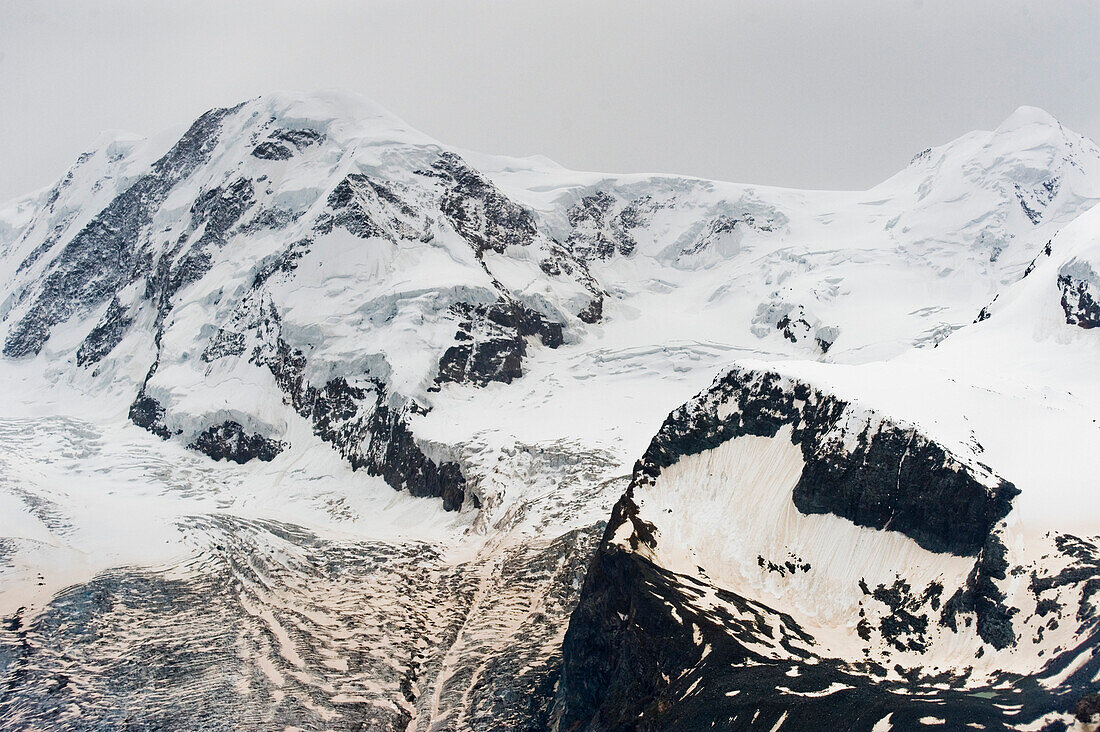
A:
<box><xmin>2</xmin><ymin>92</ymin><xmax>1098</xmax><ymax>515</ymax></box>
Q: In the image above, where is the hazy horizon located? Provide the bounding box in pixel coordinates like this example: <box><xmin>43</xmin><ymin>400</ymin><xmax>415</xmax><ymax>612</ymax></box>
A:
<box><xmin>2</xmin><ymin>0</ymin><xmax>1099</xmax><ymax>201</ymax></box>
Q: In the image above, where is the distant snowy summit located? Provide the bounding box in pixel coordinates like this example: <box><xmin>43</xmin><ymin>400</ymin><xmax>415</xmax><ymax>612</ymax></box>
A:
<box><xmin>1</xmin><ymin>92</ymin><xmax>1097</xmax><ymax>500</ymax></box>
<box><xmin>1</xmin><ymin>92</ymin><xmax>1098</xmax><ymax>730</ymax></box>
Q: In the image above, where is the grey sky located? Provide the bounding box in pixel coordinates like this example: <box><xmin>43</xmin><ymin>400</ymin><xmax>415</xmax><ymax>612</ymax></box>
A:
<box><xmin>2</xmin><ymin>0</ymin><xmax>1098</xmax><ymax>202</ymax></box>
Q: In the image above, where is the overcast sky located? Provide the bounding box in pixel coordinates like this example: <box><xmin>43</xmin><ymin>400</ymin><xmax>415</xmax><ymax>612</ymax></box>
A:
<box><xmin>2</xmin><ymin>0</ymin><xmax>1099</xmax><ymax>201</ymax></box>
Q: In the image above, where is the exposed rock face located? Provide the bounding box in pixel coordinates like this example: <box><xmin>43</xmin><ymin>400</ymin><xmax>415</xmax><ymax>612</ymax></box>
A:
<box><xmin>76</xmin><ymin>297</ymin><xmax>134</xmax><ymax>367</ymax></box>
<box><xmin>554</xmin><ymin>527</ymin><xmax>1086</xmax><ymax>732</ymax></box>
<box><xmin>432</xmin><ymin>152</ymin><xmax>538</xmax><ymax>256</ymax></box>
<box><xmin>127</xmin><ymin>394</ymin><xmax>174</xmax><ymax>440</ymax></box>
<box><xmin>637</xmin><ymin>367</ymin><xmax>1016</xmax><ymax>556</ymax></box>
<box><xmin>940</xmin><ymin>533</ymin><xmax>1017</xmax><ymax>649</ymax></box>
<box><xmin>1016</xmin><ymin>177</ymin><xmax>1060</xmax><ymax>225</ymax></box>
<box><xmin>1023</xmin><ymin>239</ymin><xmax>1054</xmax><ymax>278</ymax></box>
<box><xmin>251</xmin><ymin>127</ymin><xmax>324</xmax><ymax>160</ymax></box>
<box><xmin>246</xmin><ymin>237</ymin><xmax>314</xmax><ymax>291</ymax></box>
<box><xmin>1076</xmin><ymin>693</ymin><xmax>1100</xmax><ymax>726</ymax></box>
<box><xmin>751</xmin><ymin>301</ymin><xmax>838</xmax><ymax>355</ymax></box>
<box><xmin>315</xmin><ymin>174</ymin><xmax>389</xmax><ymax>239</ymax></box>
<box><xmin>679</xmin><ymin>214</ymin><xmax>774</xmax><ymax>259</ymax></box>
<box><xmin>576</xmin><ymin>295</ymin><xmax>603</xmax><ymax>325</ymax></box>
<box><xmin>557</xmin><ymin>524</ymin><xmax>882</xmax><ymax>731</ymax></box>
<box><xmin>436</xmin><ymin>300</ymin><xmax>564</xmax><ymax>387</ymax></box>
<box><xmin>3</xmin><ymin>105</ymin><xmax>241</xmax><ymax>359</ymax></box>
<box><xmin>251</xmin><ymin>327</ymin><xmax>468</xmax><ymax>511</ymax></box>
<box><xmin>565</xmin><ymin>191</ymin><xmax>638</xmax><ymax>260</ymax></box>
<box><xmin>309</xmin><ymin>377</ymin><xmax>466</xmax><ymax>511</ymax></box>
<box><xmin>159</xmin><ymin>176</ymin><xmax>257</xmax><ymax>303</ymax></box>
<box><xmin>680</xmin><ymin>214</ymin><xmax>740</xmax><ymax>256</ymax></box>
<box><xmin>189</xmin><ymin>421</ymin><xmax>285</xmax><ymax>463</ymax></box>
<box><xmin>1058</xmin><ymin>259</ymin><xmax>1100</xmax><ymax>328</ymax></box>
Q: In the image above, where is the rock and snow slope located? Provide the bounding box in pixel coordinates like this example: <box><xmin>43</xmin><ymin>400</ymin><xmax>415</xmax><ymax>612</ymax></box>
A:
<box><xmin>555</xmin><ymin>201</ymin><xmax>1100</xmax><ymax>731</ymax></box>
<box><xmin>0</xmin><ymin>92</ymin><xmax>1097</xmax><ymax>730</ymax></box>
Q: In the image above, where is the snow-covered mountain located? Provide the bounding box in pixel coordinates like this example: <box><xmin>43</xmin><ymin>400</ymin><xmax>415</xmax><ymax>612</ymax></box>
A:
<box><xmin>0</xmin><ymin>92</ymin><xmax>1097</xmax><ymax>730</ymax></box>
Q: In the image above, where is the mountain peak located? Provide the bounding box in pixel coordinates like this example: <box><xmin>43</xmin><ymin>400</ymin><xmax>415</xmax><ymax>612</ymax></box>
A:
<box><xmin>236</xmin><ymin>90</ymin><xmax>432</xmax><ymax>148</ymax></box>
<box><xmin>994</xmin><ymin>105</ymin><xmax>1062</xmax><ymax>135</ymax></box>
<box><xmin>251</xmin><ymin>89</ymin><xmax>399</xmax><ymax>123</ymax></box>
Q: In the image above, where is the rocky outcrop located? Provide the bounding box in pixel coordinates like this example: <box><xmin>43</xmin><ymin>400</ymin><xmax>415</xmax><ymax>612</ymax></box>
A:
<box><xmin>576</xmin><ymin>295</ymin><xmax>603</xmax><ymax>325</ymax></box>
<box><xmin>311</xmin><ymin>376</ymin><xmax>465</xmax><ymax>511</ymax></box>
<box><xmin>254</xmin><ymin>326</ymin><xmax>467</xmax><ymax>510</ymax></box>
<box><xmin>1057</xmin><ymin>259</ymin><xmax>1100</xmax><ymax>329</ymax></box>
<box><xmin>435</xmin><ymin>300</ymin><xmax>564</xmax><ymax>387</ymax></box>
<box><xmin>314</xmin><ymin>173</ymin><xmax>424</xmax><ymax>242</ymax></box>
<box><xmin>251</xmin><ymin>127</ymin><xmax>324</xmax><ymax>160</ymax></box>
<box><xmin>564</xmin><ymin>191</ymin><xmax>637</xmax><ymax>260</ymax></box>
<box><xmin>430</xmin><ymin>152</ymin><xmax>538</xmax><ymax>256</ymax></box>
<box><xmin>314</xmin><ymin>174</ymin><xmax>386</xmax><ymax>239</ymax></box>
<box><xmin>751</xmin><ymin>301</ymin><xmax>838</xmax><ymax>354</ymax></box>
<box><xmin>128</xmin><ymin>394</ymin><xmax>174</xmax><ymax>440</ymax></box>
<box><xmin>189</xmin><ymin>421</ymin><xmax>285</xmax><ymax>464</ymax></box>
<box><xmin>941</xmin><ymin>533</ymin><xmax>1017</xmax><ymax>649</ymax></box>
<box><xmin>1015</xmin><ymin>177</ymin><xmax>1059</xmax><ymax>225</ymax></box>
<box><xmin>551</xmin><ymin>365</ymin><xmax>1100</xmax><ymax>730</ymax></box>
<box><xmin>637</xmin><ymin>366</ymin><xmax>1017</xmax><ymax>556</ymax></box>
<box><xmin>76</xmin><ymin>297</ymin><xmax>134</xmax><ymax>367</ymax></box>
<box><xmin>160</xmin><ymin>177</ymin><xmax>256</xmax><ymax>302</ymax></box>
<box><xmin>553</xmin><ymin>525</ymin><xmax>1082</xmax><ymax>731</ymax></box>
<box><xmin>555</xmin><ymin>524</ymin><xmax>902</xmax><ymax>731</ymax></box>
<box><xmin>249</xmin><ymin>237</ymin><xmax>313</xmax><ymax>289</ymax></box>
<box><xmin>679</xmin><ymin>213</ymin><xmax>775</xmax><ymax>259</ymax></box>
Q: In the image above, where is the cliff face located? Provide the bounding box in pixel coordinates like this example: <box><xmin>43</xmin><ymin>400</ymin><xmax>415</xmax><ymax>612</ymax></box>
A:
<box><xmin>635</xmin><ymin>367</ymin><xmax>1018</xmax><ymax>556</ymax></box>
<box><xmin>554</xmin><ymin>203</ymin><xmax>1100</xmax><ymax>732</ymax></box>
